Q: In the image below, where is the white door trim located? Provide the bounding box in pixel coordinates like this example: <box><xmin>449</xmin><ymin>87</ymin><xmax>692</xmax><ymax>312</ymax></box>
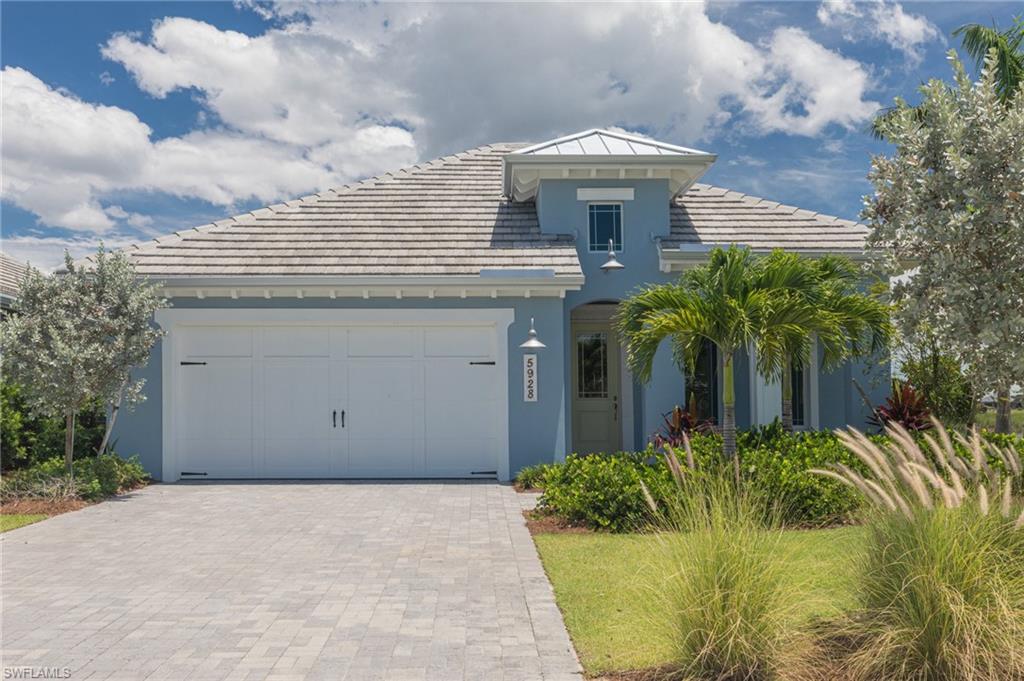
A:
<box><xmin>155</xmin><ymin>308</ymin><xmax>515</xmax><ymax>482</ymax></box>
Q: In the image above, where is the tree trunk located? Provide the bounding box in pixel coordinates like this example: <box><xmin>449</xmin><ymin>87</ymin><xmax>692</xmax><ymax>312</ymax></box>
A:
<box><xmin>64</xmin><ymin>411</ymin><xmax>76</xmax><ymax>477</ymax></box>
<box><xmin>781</xmin><ymin>355</ymin><xmax>794</xmax><ymax>432</ymax></box>
<box><xmin>97</xmin><ymin>384</ymin><xmax>126</xmax><ymax>456</ymax></box>
<box><xmin>995</xmin><ymin>386</ymin><xmax>1012</xmax><ymax>434</ymax></box>
<box><xmin>722</xmin><ymin>352</ymin><xmax>739</xmax><ymax>485</ymax></box>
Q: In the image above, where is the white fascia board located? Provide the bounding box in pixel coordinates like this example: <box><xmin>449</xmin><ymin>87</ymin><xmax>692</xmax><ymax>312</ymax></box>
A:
<box><xmin>151</xmin><ymin>274</ymin><xmax>585</xmax><ymax>299</ymax></box>
<box><xmin>503</xmin><ymin>155</ymin><xmax>717</xmax><ymax>197</ymax></box>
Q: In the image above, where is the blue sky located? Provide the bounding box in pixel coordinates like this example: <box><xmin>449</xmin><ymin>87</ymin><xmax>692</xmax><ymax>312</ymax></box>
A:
<box><xmin>2</xmin><ymin>1</ymin><xmax>1020</xmax><ymax>269</ymax></box>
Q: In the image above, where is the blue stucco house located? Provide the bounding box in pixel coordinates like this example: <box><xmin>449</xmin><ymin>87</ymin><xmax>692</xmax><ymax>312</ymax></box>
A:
<box><xmin>114</xmin><ymin>129</ymin><xmax>888</xmax><ymax>482</ymax></box>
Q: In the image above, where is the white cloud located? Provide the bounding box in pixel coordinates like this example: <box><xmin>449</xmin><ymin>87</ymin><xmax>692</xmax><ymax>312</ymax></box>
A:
<box><xmin>0</xmin><ymin>234</ymin><xmax>137</xmax><ymax>273</ymax></box>
<box><xmin>818</xmin><ymin>1</ymin><xmax>941</xmax><ymax>64</ymax></box>
<box><xmin>104</xmin><ymin>5</ymin><xmax>879</xmax><ymax>157</ymax></box>
<box><xmin>0</xmin><ymin>66</ymin><xmax>416</xmax><ymax>234</ymax></box>
<box><xmin>3</xmin><ymin>4</ymin><xmax>882</xmax><ymax>236</ymax></box>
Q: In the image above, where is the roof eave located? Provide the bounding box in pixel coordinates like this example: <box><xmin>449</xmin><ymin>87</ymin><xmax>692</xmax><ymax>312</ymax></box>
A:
<box><xmin>657</xmin><ymin>243</ymin><xmax>874</xmax><ymax>272</ymax></box>
<box><xmin>503</xmin><ymin>154</ymin><xmax>718</xmax><ymax>200</ymax></box>
<box><xmin>144</xmin><ymin>273</ymin><xmax>587</xmax><ymax>299</ymax></box>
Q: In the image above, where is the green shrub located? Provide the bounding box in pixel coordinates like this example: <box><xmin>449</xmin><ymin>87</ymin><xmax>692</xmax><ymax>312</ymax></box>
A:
<box><xmin>901</xmin><ymin>350</ymin><xmax>974</xmax><ymax>427</ymax></box>
<box><xmin>740</xmin><ymin>431</ymin><xmax>866</xmax><ymax>526</ymax></box>
<box><xmin>538</xmin><ymin>452</ymin><xmax>673</xmax><ymax>531</ymax></box>
<box><xmin>653</xmin><ymin>466</ymin><xmax>798</xmax><ymax>681</ymax></box>
<box><xmin>535</xmin><ymin>428</ymin><xmax>1024</xmax><ymax>532</ymax></box>
<box><xmin>0</xmin><ymin>381</ymin><xmax>106</xmax><ymax>471</ymax></box>
<box><xmin>514</xmin><ymin>463</ymin><xmax>554</xmax><ymax>490</ymax></box>
<box><xmin>0</xmin><ymin>453</ymin><xmax>147</xmax><ymax>502</ymax></box>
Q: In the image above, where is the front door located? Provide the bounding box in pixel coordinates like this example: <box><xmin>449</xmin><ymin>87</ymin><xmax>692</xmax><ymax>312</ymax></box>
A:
<box><xmin>571</xmin><ymin>322</ymin><xmax>622</xmax><ymax>454</ymax></box>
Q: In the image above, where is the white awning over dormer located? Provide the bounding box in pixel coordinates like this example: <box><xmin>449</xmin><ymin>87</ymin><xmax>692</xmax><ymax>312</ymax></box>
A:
<box><xmin>502</xmin><ymin>128</ymin><xmax>716</xmax><ymax>202</ymax></box>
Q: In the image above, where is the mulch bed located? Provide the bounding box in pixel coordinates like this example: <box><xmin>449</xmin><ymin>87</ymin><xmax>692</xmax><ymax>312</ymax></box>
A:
<box><xmin>592</xmin><ymin>666</ymin><xmax>680</xmax><ymax>681</ymax></box>
<box><xmin>0</xmin><ymin>498</ymin><xmax>89</xmax><ymax>516</ymax></box>
<box><xmin>0</xmin><ymin>480</ymin><xmax>150</xmax><ymax>518</ymax></box>
<box><xmin>523</xmin><ymin>509</ymin><xmax>594</xmax><ymax>535</ymax></box>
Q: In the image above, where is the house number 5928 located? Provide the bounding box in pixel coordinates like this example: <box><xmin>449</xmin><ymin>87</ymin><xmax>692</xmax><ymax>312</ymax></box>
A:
<box><xmin>523</xmin><ymin>354</ymin><xmax>538</xmax><ymax>402</ymax></box>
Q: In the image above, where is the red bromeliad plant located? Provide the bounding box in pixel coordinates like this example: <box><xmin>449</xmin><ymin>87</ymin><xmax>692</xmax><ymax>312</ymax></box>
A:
<box><xmin>652</xmin><ymin>398</ymin><xmax>716</xmax><ymax>451</ymax></box>
<box><xmin>868</xmin><ymin>379</ymin><xmax>933</xmax><ymax>432</ymax></box>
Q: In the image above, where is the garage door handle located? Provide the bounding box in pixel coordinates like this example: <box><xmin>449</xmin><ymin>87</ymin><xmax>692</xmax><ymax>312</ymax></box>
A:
<box><xmin>341</xmin><ymin>410</ymin><xmax>345</xmax><ymax>428</ymax></box>
<box><xmin>333</xmin><ymin>410</ymin><xmax>337</xmax><ymax>428</ymax></box>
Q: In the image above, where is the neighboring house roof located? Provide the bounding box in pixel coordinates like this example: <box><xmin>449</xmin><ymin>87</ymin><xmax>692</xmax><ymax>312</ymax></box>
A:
<box><xmin>0</xmin><ymin>253</ymin><xmax>29</xmax><ymax>304</ymax></box>
<box><xmin>116</xmin><ymin>133</ymin><xmax>868</xmax><ymax>283</ymax></box>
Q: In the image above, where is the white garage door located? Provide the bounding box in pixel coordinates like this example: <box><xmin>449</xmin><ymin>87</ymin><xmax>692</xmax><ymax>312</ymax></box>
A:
<box><xmin>174</xmin><ymin>324</ymin><xmax>502</xmax><ymax>479</ymax></box>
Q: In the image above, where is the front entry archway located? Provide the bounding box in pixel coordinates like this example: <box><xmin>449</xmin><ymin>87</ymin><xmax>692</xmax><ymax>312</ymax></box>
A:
<box><xmin>570</xmin><ymin>302</ymin><xmax>627</xmax><ymax>455</ymax></box>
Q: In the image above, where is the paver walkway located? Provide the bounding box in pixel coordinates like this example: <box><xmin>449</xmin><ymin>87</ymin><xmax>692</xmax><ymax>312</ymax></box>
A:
<box><xmin>1</xmin><ymin>482</ymin><xmax>581</xmax><ymax>681</ymax></box>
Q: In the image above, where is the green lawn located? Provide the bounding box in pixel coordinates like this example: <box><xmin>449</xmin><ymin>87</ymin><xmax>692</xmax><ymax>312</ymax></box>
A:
<box><xmin>534</xmin><ymin>526</ymin><xmax>865</xmax><ymax>676</ymax></box>
<box><xmin>0</xmin><ymin>514</ymin><xmax>47</xmax><ymax>532</ymax></box>
<box><xmin>975</xmin><ymin>408</ymin><xmax>1024</xmax><ymax>435</ymax></box>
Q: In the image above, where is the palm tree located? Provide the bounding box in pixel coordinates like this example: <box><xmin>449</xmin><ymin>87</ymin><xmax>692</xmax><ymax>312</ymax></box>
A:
<box><xmin>954</xmin><ymin>18</ymin><xmax>1024</xmax><ymax>104</ymax></box>
<box><xmin>755</xmin><ymin>253</ymin><xmax>893</xmax><ymax>432</ymax></box>
<box><xmin>616</xmin><ymin>246</ymin><xmax>813</xmax><ymax>481</ymax></box>
<box><xmin>871</xmin><ymin>17</ymin><xmax>1023</xmax><ymax>140</ymax></box>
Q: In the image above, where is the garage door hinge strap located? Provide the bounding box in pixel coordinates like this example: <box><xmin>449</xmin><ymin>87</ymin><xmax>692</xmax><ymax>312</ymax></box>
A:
<box><xmin>180</xmin><ymin>361</ymin><xmax>207</xmax><ymax>366</ymax></box>
<box><xmin>469</xmin><ymin>361</ymin><xmax>496</xmax><ymax>366</ymax></box>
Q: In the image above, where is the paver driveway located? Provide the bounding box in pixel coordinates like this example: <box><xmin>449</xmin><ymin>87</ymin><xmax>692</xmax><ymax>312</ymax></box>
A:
<box><xmin>1</xmin><ymin>483</ymin><xmax>581</xmax><ymax>681</ymax></box>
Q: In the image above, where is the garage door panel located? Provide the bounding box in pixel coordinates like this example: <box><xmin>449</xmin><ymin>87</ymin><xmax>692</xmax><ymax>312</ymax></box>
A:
<box><xmin>174</xmin><ymin>322</ymin><xmax>502</xmax><ymax>480</ymax></box>
<box><xmin>426</xmin><ymin>399</ymin><xmax>496</xmax><ymax>440</ymax></box>
<box><xmin>425</xmin><ymin>360</ymin><xmax>494</xmax><ymax>390</ymax></box>
<box><xmin>348</xmin><ymin>328</ymin><xmax>415</xmax><ymax>357</ymax></box>
<box><xmin>263</xmin><ymin>359</ymin><xmax>332</xmax><ymax>476</ymax></box>
<box><xmin>178</xmin><ymin>357</ymin><xmax>253</xmax><ymax>477</ymax></box>
<box><xmin>180</xmin><ymin>359</ymin><xmax>253</xmax><ymax>440</ymax></box>
<box><xmin>263</xmin><ymin>360</ymin><xmax>331</xmax><ymax>438</ymax></box>
<box><xmin>424</xmin><ymin>327</ymin><xmax>492</xmax><ymax>357</ymax></box>
<box><xmin>263</xmin><ymin>439</ymin><xmax>333</xmax><ymax>477</ymax></box>
<box><xmin>427</xmin><ymin>438</ymin><xmax>497</xmax><ymax>475</ymax></box>
<box><xmin>349</xmin><ymin>440</ymin><xmax>415</xmax><ymax>477</ymax></box>
<box><xmin>180</xmin><ymin>439</ymin><xmax>253</xmax><ymax>477</ymax></box>
<box><xmin>181</xmin><ymin>328</ymin><xmax>252</xmax><ymax>357</ymax></box>
<box><xmin>263</xmin><ymin>327</ymin><xmax>329</xmax><ymax>357</ymax></box>
<box><xmin>348</xmin><ymin>362</ymin><xmax>417</xmax><ymax>403</ymax></box>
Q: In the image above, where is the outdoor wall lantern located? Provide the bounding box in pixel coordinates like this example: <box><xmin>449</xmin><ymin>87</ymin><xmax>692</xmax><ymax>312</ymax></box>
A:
<box><xmin>519</xmin><ymin>317</ymin><xmax>547</xmax><ymax>349</ymax></box>
<box><xmin>600</xmin><ymin>239</ymin><xmax>625</xmax><ymax>272</ymax></box>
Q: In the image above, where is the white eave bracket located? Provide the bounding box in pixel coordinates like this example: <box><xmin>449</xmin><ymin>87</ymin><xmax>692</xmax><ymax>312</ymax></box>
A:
<box><xmin>156</xmin><ymin>273</ymin><xmax>585</xmax><ymax>300</ymax></box>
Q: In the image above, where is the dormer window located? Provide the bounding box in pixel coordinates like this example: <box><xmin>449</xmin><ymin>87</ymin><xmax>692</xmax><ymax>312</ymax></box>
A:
<box><xmin>588</xmin><ymin>204</ymin><xmax>622</xmax><ymax>252</ymax></box>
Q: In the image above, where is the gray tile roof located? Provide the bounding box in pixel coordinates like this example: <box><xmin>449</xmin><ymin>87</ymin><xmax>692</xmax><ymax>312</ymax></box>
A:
<box><xmin>665</xmin><ymin>184</ymin><xmax>869</xmax><ymax>252</ymax></box>
<box><xmin>0</xmin><ymin>253</ymin><xmax>29</xmax><ymax>300</ymax></box>
<box><xmin>125</xmin><ymin>144</ymin><xmax>581</xmax><ymax>279</ymax></box>
<box><xmin>121</xmin><ymin>141</ymin><xmax>867</xmax><ymax>279</ymax></box>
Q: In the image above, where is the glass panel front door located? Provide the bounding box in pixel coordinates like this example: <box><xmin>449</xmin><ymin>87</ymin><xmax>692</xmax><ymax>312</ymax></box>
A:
<box><xmin>571</xmin><ymin>323</ymin><xmax>622</xmax><ymax>454</ymax></box>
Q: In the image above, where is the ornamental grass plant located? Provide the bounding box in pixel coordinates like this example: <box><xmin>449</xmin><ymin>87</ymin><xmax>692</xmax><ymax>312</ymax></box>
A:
<box><xmin>643</xmin><ymin>438</ymin><xmax>805</xmax><ymax>681</ymax></box>
<box><xmin>809</xmin><ymin>420</ymin><xmax>1024</xmax><ymax>681</ymax></box>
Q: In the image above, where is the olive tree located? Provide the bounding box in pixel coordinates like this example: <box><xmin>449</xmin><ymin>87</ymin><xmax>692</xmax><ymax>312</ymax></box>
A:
<box><xmin>0</xmin><ymin>247</ymin><xmax>165</xmax><ymax>474</ymax></box>
<box><xmin>864</xmin><ymin>50</ymin><xmax>1024</xmax><ymax>432</ymax></box>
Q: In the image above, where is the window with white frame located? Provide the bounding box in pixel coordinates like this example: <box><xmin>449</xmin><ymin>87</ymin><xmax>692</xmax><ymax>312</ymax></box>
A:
<box><xmin>588</xmin><ymin>203</ymin><xmax>622</xmax><ymax>252</ymax></box>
